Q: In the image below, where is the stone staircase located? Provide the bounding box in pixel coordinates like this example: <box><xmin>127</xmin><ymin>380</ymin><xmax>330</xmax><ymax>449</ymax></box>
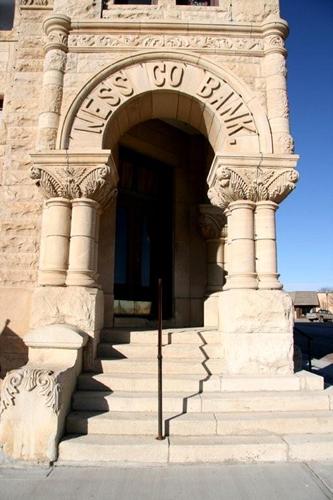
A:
<box><xmin>58</xmin><ymin>327</ymin><xmax>333</xmax><ymax>464</ymax></box>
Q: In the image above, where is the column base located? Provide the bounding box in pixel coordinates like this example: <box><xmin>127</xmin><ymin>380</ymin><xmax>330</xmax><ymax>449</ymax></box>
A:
<box><xmin>219</xmin><ymin>289</ymin><xmax>294</xmax><ymax>375</ymax></box>
<box><xmin>203</xmin><ymin>292</ymin><xmax>221</xmax><ymax>328</ymax></box>
<box><xmin>38</xmin><ymin>269</ymin><xmax>67</xmax><ymax>286</ymax></box>
<box><xmin>66</xmin><ymin>270</ymin><xmax>97</xmax><ymax>288</ymax></box>
<box><xmin>258</xmin><ymin>273</ymin><xmax>283</xmax><ymax>290</ymax></box>
<box><xmin>226</xmin><ymin>273</ymin><xmax>258</xmax><ymax>289</ymax></box>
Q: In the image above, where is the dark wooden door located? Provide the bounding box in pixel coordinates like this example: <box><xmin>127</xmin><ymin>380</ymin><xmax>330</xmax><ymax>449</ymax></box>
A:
<box><xmin>114</xmin><ymin>147</ymin><xmax>173</xmax><ymax>318</ymax></box>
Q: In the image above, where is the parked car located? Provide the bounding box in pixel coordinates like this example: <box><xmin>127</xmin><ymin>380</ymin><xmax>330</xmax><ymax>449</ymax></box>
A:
<box><xmin>306</xmin><ymin>308</ymin><xmax>333</xmax><ymax>322</ymax></box>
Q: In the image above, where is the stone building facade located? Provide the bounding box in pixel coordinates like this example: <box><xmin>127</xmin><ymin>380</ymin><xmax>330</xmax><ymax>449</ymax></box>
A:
<box><xmin>2</xmin><ymin>0</ymin><xmax>329</xmax><ymax>465</ymax></box>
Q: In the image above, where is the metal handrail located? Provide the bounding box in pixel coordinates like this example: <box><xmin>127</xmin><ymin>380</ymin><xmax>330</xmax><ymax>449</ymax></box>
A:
<box><xmin>294</xmin><ymin>326</ymin><xmax>313</xmax><ymax>372</ymax></box>
<box><xmin>156</xmin><ymin>278</ymin><xmax>164</xmax><ymax>440</ymax></box>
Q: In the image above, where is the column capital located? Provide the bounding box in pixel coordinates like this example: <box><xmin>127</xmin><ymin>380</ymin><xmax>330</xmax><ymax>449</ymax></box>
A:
<box><xmin>207</xmin><ymin>154</ymin><xmax>299</xmax><ymax>210</ymax></box>
<box><xmin>43</xmin><ymin>14</ymin><xmax>71</xmax><ymax>53</ymax></box>
<box><xmin>198</xmin><ymin>204</ymin><xmax>226</xmax><ymax>240</ymax></box>
<box><xmin>30</xmin><ymin>150</ymin><xmax>118</xmax><ymax>209</ymax></box>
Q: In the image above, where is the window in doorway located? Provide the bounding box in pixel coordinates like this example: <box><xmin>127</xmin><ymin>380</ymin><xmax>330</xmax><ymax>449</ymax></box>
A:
<box><xmin>0</xmin><ymin>0</ymin><xmax>15</xmax><ymax>30</ymax></box>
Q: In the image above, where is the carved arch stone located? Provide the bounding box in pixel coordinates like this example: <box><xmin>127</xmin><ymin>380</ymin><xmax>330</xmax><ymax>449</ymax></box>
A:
<box><xmin>59</xmin><ymin>51</ymin><xmax>273</xmax><ymax>155</ymax></box>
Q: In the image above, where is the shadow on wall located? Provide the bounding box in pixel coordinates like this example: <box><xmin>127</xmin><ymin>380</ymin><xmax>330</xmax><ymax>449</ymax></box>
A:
<box><xmin>0</xmin><ymin>319</ymin><xmax>28</xmax><ymax>381</ymax></box>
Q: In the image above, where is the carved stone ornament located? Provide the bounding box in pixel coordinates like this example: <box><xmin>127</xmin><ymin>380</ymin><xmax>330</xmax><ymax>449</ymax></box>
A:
<box><xmin>264</xmin><ymin>34</ymin><xmax>285</xmax><ymax>52</ymax></box>
<box><xmin>21</xmin><ymin>0</ymin><xmax>51</xmax><ymax>6</ymax></box>
<box><xmin>208</xmin><ymin>165</ymin><xmax>299</xmax><ymax>210</ymax></box>
<box><xmin>43</xmin><ymin>15</ymin><xmax>71</xmax><ymax>52</ymax></box>
<box><xmin>198</xmin><ymin>205</ymin><xmax>227</xmax><ymax>240</ymax></box>
<box><xmin>69</xmin><ymin>34</ymin><xmax>264</xmax><ymax>53</ymax></box>
<box><xmin>30</xmin><ymin>163</ymin><xmax>118</xmax><ymax>208</ymax></box>
<box><xmin>0</xmin><ymin>367</ymin><xmax>60</xmax><ymax>416</ymax></box>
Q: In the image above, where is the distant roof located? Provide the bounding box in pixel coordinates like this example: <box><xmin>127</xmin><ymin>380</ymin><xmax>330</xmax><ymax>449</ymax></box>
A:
<box><xmin>288</xmin><ymin>291</ymin><xmax>319</xmax><ymax>307</ymax></box>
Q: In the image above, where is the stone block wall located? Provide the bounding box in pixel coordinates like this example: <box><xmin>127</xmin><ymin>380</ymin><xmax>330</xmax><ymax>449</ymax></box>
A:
<box><xmin>0</xmin><ymin>0</ymin><xmax>290</xmax><ymax>376</ymax></box>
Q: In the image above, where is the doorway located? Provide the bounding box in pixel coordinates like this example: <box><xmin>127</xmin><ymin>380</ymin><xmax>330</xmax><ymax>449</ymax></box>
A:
<box><xmin>114</xmin><ymin>147</ymin><xmax>173</xmax><ymax>319</ymax></box>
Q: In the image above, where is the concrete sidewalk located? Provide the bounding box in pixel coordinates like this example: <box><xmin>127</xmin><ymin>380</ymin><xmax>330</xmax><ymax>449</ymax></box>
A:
<box><xmin>0</xmin><ymin>462</ymin><xmax>332</xmax><ymax>500</ymax></box>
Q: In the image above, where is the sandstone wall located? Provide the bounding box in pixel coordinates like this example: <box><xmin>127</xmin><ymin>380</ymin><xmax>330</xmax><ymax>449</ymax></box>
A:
<box><xmin>0</xmin><ymin>0</ymin><xmax>287</xmax><ymax>374</ymax></box>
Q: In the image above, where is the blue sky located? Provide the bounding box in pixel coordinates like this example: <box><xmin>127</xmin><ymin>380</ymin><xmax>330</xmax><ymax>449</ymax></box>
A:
<box><xmin>277</xmin><ymin>0</ymin><xmax>333</xmax><ymax>291</ymax></box>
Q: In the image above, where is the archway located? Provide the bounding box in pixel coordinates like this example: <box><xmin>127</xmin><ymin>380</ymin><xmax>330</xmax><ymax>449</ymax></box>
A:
<box><xmin>56</xmin><ymin>52</ymin><xmax>274</xmax><ymax>329</ymax></box>
<box><xmin>59</xmin><ymin>51</ymin><xmax>272</xmax><ymax>155</ymax></box>
<box><xmin>98</xmin><ymin>114</ymin><xmax>214</xmax><ymax>328</ymax></box>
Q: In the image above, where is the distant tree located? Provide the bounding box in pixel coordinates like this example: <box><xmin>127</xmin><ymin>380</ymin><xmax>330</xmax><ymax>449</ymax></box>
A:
<box><xmin>318</xmin><ymin>287</ymin><xmax>333</xmax><ymax>292</ymax></box>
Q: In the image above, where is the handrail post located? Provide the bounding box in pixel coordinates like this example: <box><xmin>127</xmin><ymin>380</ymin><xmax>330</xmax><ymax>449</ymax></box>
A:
<box><xmin>156</xmin><ymin>278</ymin><xmax>164</xmax><ymax>440</ymax></box>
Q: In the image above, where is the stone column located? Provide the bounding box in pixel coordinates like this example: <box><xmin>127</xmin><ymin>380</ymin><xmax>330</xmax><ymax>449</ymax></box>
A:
<box><xmin>228</xmin><ymin>200</ymin><xmax>257</xmax><ymax>290</ymax></box>
<box><xmin>198</xmin><ymin>205</ymin><xmax>226</xmax><ymax>327</ymax></box>
<box><xmin>263</xmin><ymin>24</ymin><xmax>294</xmax><ymax>154</ymax></box>
<box><xmin>255</xmin><ymin>201</ymin><xmax>282</xmax><ymax>290</ymax></box>
<box><xmin>223</xmin><ymin>208</ymin><xmax>231</xmax><ymax>286</ymax></box>
<box><xmin>38</xmin><ymin>197</ymin><xmax>71</xmax><ymax>286</ymax></box>
<box><xmin>37</xmin><ymin>15</ymin><xmax>71</xmax><ymax>150</ymax></box>
<box><xmin>66</xmin><ymin>198</ymin><xmax>100</xmax><ymax>287</ymax></box>
<box><xmin>30</xmin><ymin>151</ymin><xmax>118</xmax><ymax>370</ymax></box>
<box><xmin>207</xmin><ymin>154</ymin><xmax>299</xmax><ymax>375</ymax></box>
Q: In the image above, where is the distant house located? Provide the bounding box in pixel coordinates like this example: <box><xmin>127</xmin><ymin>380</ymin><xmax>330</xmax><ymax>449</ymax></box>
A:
<box><xmin>288</xmin><ymin>291</ymin><xmax>319</xmax><ymax>319</ymax></box>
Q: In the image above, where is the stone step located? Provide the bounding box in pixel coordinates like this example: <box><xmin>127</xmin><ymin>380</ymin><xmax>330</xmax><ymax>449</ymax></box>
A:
<box><xmin>199</xmin><ymin>390</ymin><xmax>331</xmax><ymax>413</ymax></box>
<box><xmin>95</xmin><ymin>358</ymin><xmax>223</xmax><ymax>375</ymax></box>
<box><xmin>58</xmin><ymin>433</ymin><xmax>333</xmax><ymax>464</ymax></box>
<box><xmin>66</xmin><ymin>410</ymin><xmax>333</xmax><ymax>437</ymax></box>
<box><xmin>169</xmin><ymin>434</ymin><xmax>333</xmax><ymax>463</ymax></box>
<box><xmin>97</xmin><ymin>342</ymin><xmax>222</xmax><ymax>360</ymax></box>
<box><xmin>214</xmin><ymin>410</ymin><xmax>333</xmax><ymax>436</ymax></box>
<box><xmin>78</xmin><ymin>373</ymin><xmax>220</xmax><ymax>392</ymax></box>
<box><xmin>66</xmin><ymin>411</ymin><xmax>216</xmax><ymax>436</ymax></box>
<box><xmin>58</xmin><ymin>435</ymin><xmax>169</xmax><ymax>464</ymax></box>
<box><xmin>77</xmin><ymin>371</ymin><xmax>323</xmax><ymax>393</ymax></box>
<box><xmin>72</xmin><ymin>391</ymin><xmax>202</xmax><ymax>413</ymax></box>
<box><xmin>72</xmin><ymin>390</ymin><xmax>330</xmax><ymax>413</ymax></box>
<box><xmin>101</xmin><ymin>328</ymin><xmax>220</xmax><ymax>345</ymax></box>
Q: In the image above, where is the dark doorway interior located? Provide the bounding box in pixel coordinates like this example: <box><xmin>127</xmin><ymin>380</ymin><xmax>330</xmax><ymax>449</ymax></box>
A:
<box><xmin>114</xmin><ymin>147</ymin><xmax>173</xmax><ymax>319</ymax></box>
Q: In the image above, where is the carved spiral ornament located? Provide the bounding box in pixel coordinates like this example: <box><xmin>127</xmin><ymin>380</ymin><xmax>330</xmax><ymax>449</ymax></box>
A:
<box><xmin>0</xmin><ymin>367</ymin><xmax>60</xmax><ymax>416</ymax></box>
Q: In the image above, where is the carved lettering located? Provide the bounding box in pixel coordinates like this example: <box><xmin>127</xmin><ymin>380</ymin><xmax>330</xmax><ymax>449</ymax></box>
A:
<box><xmin>197</xmin><ymin>76</ymin><xmax>221</xmax><ymax>98</ymax></box>
<box><xmin>112</xmin><ymin>71</ymin><xmax>134</xmax><ymax>96</ymax></box>
<box><xmin>74</xmin><ymin>71</ymin><xmax>134</xmax><ymax>135</ymax></box>
<box><xmin>73</xmin><ymin>114</ymin><xmax>105</xmax><ymax>135</ymax></box>
<box><xmin>197</xmin><ymin>75</ymin><xmax>256</xmax><ymax>135</ymax></box>
<box><xmin>70</xmin><ymin>62</ymin><xmax>259</xmax><ymax>143</ymax></box>
<box><xmin>152</xmin><ymin>63</ymin><xmax>184</xmax><ymax>88</ymax></box>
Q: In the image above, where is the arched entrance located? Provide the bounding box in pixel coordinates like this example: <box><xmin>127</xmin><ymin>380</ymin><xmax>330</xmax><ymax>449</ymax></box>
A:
<box><xmin>31</xmin><ymin>51</ymin><xmax>298</xmax><ymax>371</ymax></box>
<box><xmin>99</xmin><ymin>116</ymin><xmax>214</xmax><ymax>328</ymax></box>
<box><xmin>55</xmin><ymin>51</ymin><xmax>272</xmax><ymax>330</ymax></box>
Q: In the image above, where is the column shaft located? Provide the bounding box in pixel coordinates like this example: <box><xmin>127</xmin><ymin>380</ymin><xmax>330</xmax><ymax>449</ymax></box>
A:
<box><xmin>66</xmin><ymin>198</ymin><xmax>100</xmax><ymax>287</ymax></box>
<box><xmin>228</xmin><ymin>200</ymin><xmax>257</xmax><ymax>289</ymax></box>
<box><xmin>255</xmin><ymin>201</ymin><xmax>282</xmax><ymax>289</ymax></box>
<box><xmin>38</xmin><ymin>197</ymin><xmax>71</xmax><ymax>286</ymax></box>
<box><xmin>223</xmin><ymin>209</ymin><xmax>231</xmax><ymax>289</ymax></box>
<box><xmin>206</xmin><ymin>238</ymin><xmax>225</xmax><ymax>292</ymax></box>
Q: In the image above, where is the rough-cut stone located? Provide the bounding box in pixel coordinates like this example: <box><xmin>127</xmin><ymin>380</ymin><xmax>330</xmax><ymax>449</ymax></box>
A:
<box><xmin>31</xmin><ymin>286</ymin><xmax>104</xmax><ymax>334</ymax></box>
<box><xmin>0</xmin><ymin>0</ymin><xmax>307</xmax><ymax>465</ymax></box>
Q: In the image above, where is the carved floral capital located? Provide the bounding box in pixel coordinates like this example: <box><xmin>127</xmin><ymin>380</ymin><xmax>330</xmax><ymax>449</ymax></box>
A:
<box><xmin>0</xmin><ymin>367</ymin><xmax>60</xmax><ymax>416</ymax></box>
<box><xmin>30</xmin><ymin>151</ymin><xmax>118</xmax><ymax>209</ymax></box>
<box><xmin>207</xmin><ymin>154</ymin><xmax>299</xmax><ymax>210</ymax></box>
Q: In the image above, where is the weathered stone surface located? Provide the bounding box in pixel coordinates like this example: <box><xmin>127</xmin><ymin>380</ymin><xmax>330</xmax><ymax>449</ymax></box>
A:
<box><xmin>31</xmin><ymin>286</ymin><xmax>104</xmax><ymax>334</ymax></box>
<box><xmin>219</xmin><ymin>289</ymin><xmax>293</xmax><ymax>334</ymax></box>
